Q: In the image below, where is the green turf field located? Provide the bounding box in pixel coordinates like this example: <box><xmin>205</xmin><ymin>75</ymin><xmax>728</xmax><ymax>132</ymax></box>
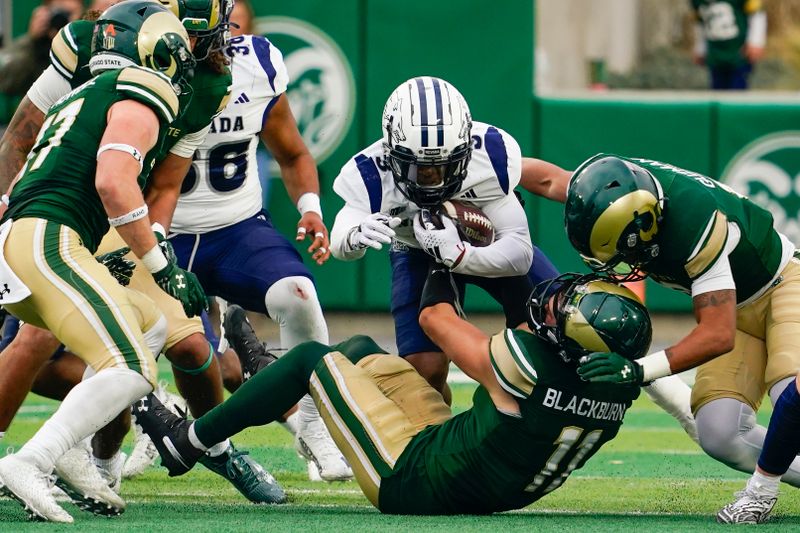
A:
<box><xmin>2</xmin><ymin>362</ymin><xmax>799</xmax><ymax>531</ymax></box>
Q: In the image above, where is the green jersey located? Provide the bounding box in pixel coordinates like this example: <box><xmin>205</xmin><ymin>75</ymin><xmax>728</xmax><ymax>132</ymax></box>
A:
<box><xmin>378</xmin><ymin>329</ymin><xmax>639</xmax><ymax>515</ymax></box>
<box><xmin>692</xmin><ymin>0</ymin><xmax>762</xmax><ymax>68</ymax></box>
<box><xmin>4</xmin><ymin>67</ymin><xmax>180</xmax><ymax>252</ymax></box>
<box><xmin>49</xmin><ymin>20</ymin><xmax>232</xmax><ymax>158</ymax></box>
<box><xmin>581</xmin><ymin>154</ymin><xmax>789</xmax><ymax>303</ymax></box>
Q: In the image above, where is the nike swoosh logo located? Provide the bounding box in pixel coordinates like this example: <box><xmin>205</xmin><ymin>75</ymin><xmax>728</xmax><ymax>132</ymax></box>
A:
<box><xmin>162</xmin><ymin>437</ymin><xmax>190</xmax><ymax>470</ymax></box>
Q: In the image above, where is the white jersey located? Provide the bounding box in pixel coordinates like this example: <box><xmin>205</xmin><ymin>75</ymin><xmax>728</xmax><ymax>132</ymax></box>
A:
<box><xmin>171</xmin><ymin>35</ymin><xmax>289</xmax><ymax>233</ymax></box>
<box><xmin>331</xmin><ymin>122</ymin><xmax>533</xmax><ymax>277</ymax></box>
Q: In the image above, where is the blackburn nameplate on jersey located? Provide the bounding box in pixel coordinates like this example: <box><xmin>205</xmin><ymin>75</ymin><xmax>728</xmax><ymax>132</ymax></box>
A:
<box><xmin>723</xmin><ymin>131</ymin><xmax>800</xmax><ymax>245</ymax></box>
<box><xmin>254</xmin><ymin>16</ymin><xmax>355</xmax><ymax>167</ymax></box>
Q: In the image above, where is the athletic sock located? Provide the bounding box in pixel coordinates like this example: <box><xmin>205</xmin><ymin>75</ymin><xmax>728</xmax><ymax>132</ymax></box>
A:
<box><xmin>206</xmin><ymin>439</ymin><xmax>231</xmax><ymax>458</ymax></box>
<box><xmin>747</xmin><ymin>469</ymin><xmax>781</xmax><ymax>497</ymax></box>
<box><xmin>16</xmin><ymin>367</ymin><xmax>151</xmax><ymax>472</ymax></box>
<box><xmin>298</xmin><ymin>394</ymin><xmax>320</xmax><ymax>425</ymax></box>
<box><xmin>194</xmin><ymin>341</ymin><xmax>331</xmax><ymax>447</ymax></box>
<box><xmin>757</xmin><ymin>378</ymin><xmax>800</xmax><ymax>477</ymax></box>
<box><xmin>280</xmin><ymin>411</ymin><xmax>299</xmax><ymax>437</ymax></box>
<box><xmin>93</xmin><ymin>450</ymin><xmax>124</xmax><ymax>471</ymax></box>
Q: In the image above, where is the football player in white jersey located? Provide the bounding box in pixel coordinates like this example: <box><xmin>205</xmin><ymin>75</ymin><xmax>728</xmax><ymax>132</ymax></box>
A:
<box><xmin>162</xmin><ymin>31</ymin><xmax>351</xmax><ymax>482</ymax></box>
<box><xmin>331</xmin><ymin>77</ymin><xmax>563</xmax><ymax>401</ymax></box>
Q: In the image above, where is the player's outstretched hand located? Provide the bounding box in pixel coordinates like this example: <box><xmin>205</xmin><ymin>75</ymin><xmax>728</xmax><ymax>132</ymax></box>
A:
<box><xmin>153</xmin><ymin>263</ymin><xmax>208</xmax><ymax>318</ymax></box>
<box><xmin>296</xmin><ymin>212</ymin><xmax>331</xmax><ymax>265</ymax></box>
<box><xmin>577</xmin><ymin>352</ymin><xmax>644</xmax><ymax>386</ymax></box>
<box><xmin>96</xmin><ymin>247</ymin><xmax>136</xmax><ymax>287</ymax></box>
<box><xmin>346</xmin><ymin>213</ymin><xmax>402</xmax><ymax>252</ymax></box>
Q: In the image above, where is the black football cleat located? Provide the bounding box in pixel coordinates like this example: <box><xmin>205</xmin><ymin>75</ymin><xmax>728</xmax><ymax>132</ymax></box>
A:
<box><xmin>222</xmin><ymin>304</ymin><xmax>278</xmax><ymax>382</ymax></box>
<box><xmin>131</xmin><ymin>393</ymin><xmax>203</xmax><ymax>476</ymax></box>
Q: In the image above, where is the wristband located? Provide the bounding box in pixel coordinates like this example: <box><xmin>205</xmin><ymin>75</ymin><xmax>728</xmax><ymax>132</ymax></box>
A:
<box><xmin>108</xmin><ymin>205</ymin><xmax>148</xmax><ymax>227</ymax></box>
<box><xmin>141</xmin><ymin>244</ymin><xmax>169</xmax><ymax>274</ymax></box>
<box><xmin>639</xmin><ymin>350</ymin><xmax>672</xmax><ymax>382</ymax></box>
<box><xmin>296</xmin><ymin>192</ymin><xmax>322</xmax><ymax>218</ymax></box>
<box><xmin>1</xmin><ymin>194</ymin><xmax>9</xmax><ymax>206</ymax></box>
<box><xmin>151</xmin><ymin>222</ymin><xmax>166</xmax><ymax>240</ymax></box>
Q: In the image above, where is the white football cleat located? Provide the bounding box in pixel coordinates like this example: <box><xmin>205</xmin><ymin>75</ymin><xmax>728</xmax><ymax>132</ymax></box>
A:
<box><xmin>0</xmin><ymin>454</ymin><xmax>73</xmax><ymax>523</ymax></box>
<box><xmin>54</xmin><ymin>444</ymin><xmax>126</xmax><ymax>516</ymax></box>
<box><xmin>305</xmin><ymin>458</ymin><xmax>323</xmax><ymax>482</ymax></box>
<box><xmin>124</xmin><ymin>381</ymin><xmax>187</xmax><ymax>479</ymax></box>
<box><xmin>717</xmin><ymin>489</ymin><xmax>778</xmax><ymax>524</ymax></box>
<box><xmin>296</xmin><ymin>417</ymin><xmax>353</xmax><ymax>482</ymax></box>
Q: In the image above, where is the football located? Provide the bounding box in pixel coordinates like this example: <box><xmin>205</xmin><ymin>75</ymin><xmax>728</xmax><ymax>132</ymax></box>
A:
<box><xmin>439</xmin><ymin>200</ymin><xmax>495</xmax><ymax>247</ymax></box>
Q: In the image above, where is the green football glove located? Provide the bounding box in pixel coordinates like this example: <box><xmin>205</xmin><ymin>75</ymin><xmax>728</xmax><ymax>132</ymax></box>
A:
<box><xmin>577</xmin><ymin>352</ymin><xmax>644</xmax><ymax>386</ymax></box>
<box><xmin>96</xmin><ymin>247</ymin><xmax>136</xmax><ymax>287</ymax></box>
<box><xmin>152</xmin><ymin>262</ymin><xmax>208</xmax><ymax>318</ymax></box>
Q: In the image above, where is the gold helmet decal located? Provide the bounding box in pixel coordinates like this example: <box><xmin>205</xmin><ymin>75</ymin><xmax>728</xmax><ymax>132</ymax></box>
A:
<box><xmin>137</xmin><ymin>11</ymin><xmax>190</xmax><ymax>78</ymax></box>
<box><xmin>588</xmin><ymin>189</ymin><xmax>660</xmax><ymax>263</ymax></box>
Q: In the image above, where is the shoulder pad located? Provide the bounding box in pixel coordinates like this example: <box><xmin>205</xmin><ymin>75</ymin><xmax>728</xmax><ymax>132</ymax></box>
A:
<box><xmin>249</xmin><ymin>35</ymin><xmax>289</xmax><ymax>96</ymax></box>
<box><xmin>685</xmin><ymin>211</ymin><xmax>729</xmax><ymax>279</ymax></box>
<box><xmin>49</xmin><ymin>22</ymin><xmax>82</xmax><ymax>79</ymax></box>
<box><xmin>489</xmin><ymin>329</ymin><xmax>538</xmax><ymax>398</ymax></box>
<box><xmin>116</xmin><ymin>67</ymin><xmax>180</xmax><ymax>124</ymax></box>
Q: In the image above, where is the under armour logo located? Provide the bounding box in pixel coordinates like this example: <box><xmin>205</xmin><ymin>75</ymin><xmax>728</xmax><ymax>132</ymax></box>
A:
<box><xmin>621</xmin><ymin>365</ymin><xmax>631</xmax><ymax>379</ymax></box>
<box><xmin>176</xmin><ymin>274</ymin><xmax>186</xmax><ymax>289</ymax></box>
<box><xmin>0</xmin><ymin>284</ymin><xmax>9</xmax><ymax>300</ymax></box>
<box><xmin>137</xmin><ymin>399</ymin><xmax>149</xmax><ymax>412</ymax></box>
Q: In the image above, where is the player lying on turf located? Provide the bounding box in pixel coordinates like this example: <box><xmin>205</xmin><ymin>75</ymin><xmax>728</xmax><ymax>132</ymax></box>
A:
<box><xmin>134</xmin><ymin>270</ymin><xmax>650</xmax><ymax>514</ymax></box>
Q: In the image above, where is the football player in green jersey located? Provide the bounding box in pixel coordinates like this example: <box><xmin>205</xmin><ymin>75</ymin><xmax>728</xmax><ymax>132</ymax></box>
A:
<box><xmin>0</xmin><ymin>0</ymin><xmax>287</xmax><ymax>507</ymax></box>
<box><xmin>132</xmin><ymin>271</ymin><xmax>648</xmax><ymax>514</ymax></box>
<box><xmin>0</xmin><ymin>2</ymin><xmax>202</xmax><ymax>523</ymax></box>
<box><xmin>560</xmin><ymin>154</ymin><xmax>800</xmax><ymax>501</ymax></box>
<box><xmin>690</xmin><ymin>0</ymin><xmax>766</xmax><ymax>90</ymax></box>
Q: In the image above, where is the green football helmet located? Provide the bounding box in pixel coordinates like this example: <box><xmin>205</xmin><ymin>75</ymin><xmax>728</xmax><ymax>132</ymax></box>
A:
<box><xmin>527</xmin><ymin>273</ymin><xmax>652</xmax><ymax>364</ymax></box>
<box><xmin>90</xmin><ymin>1</ymin><xmax>195</xmax><ymax>89</ymax></box>
<box><xmin>564</xmin><ymin>156</ymin><xmax>665</xmax><ymax>281</ymax></box>
<box><xmin>156</xmin><ymin>0</ymin><xmax>233</xmax><ymax>59</ymax></box>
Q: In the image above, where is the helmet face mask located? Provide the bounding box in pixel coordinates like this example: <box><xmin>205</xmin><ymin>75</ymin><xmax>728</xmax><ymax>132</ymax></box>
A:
<box><xmin>565</xmin><ymin>156</ymin><xmax>665</xmax><ymax>282</ymax></box>
<box><xmin>382</xmin><ymin>77</ymin><xmax>473</xmax><ymax>208</ymax></box>
<box><xmin>527</xmin><ymin>273</ymin><xmax>652</xmax><ymax>364</ymax></box>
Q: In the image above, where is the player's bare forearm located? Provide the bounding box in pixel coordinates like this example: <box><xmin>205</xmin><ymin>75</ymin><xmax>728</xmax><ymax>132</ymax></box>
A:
<box><xmin>261</xmin><ymin>96</ymin><xmax>319</xmax><ymax>203</ymax></box>
<box><xmin>664</xmin><ymin>289</ymin><xmax>737</xmax><ymax>373</ymax></box>
<box><xmin>0</xmin><ymin>97</ymin><xmax>45</xmax><ymax>191</ymax></box>
<box><xmin>519</xmin><ymin>157</ymin><xmax>571</xmax><ymax>202</ymax></box>
<box><xmin>419</xmin><ymin>303</ymin><xmax>520</xmax><ymax>413</ymax></box>
<box><xmin>144</xmin><ymin>152</ymin><xmax>193</xmax><ymax>231</ymax></box>
<box><xmin>97</xmin><ymin>101</ymin><xmax>160</xmax><ymax>258</ymax></box>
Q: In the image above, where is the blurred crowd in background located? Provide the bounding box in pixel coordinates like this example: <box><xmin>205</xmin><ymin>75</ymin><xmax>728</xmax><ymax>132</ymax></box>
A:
<box><xmin>0</xmin><ymin>0</ymin><xmax>798</xmax><ymax>123</ymax></box>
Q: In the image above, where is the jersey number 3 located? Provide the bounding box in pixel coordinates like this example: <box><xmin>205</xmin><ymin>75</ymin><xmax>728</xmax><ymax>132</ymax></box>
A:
<box><xmin>181</xmin><ymin>140</ymin><xmax>250</xmax><ymax>194</ymax></box>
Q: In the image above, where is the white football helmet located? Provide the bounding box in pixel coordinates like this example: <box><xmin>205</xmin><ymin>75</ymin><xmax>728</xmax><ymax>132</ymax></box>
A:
<box><xmin>382</xmin><ymin>76</ymin><xmax>472</xmax><ymax>207</ymax></box>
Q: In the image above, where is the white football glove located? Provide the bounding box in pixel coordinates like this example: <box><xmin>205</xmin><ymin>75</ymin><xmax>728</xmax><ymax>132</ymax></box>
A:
<box><xmin>413</xmin><ymin>210</ymin><xmax>471</xmax><ymax>270</ymax></box>
<box><xmin>345</xmin><ymin>212</ymin><xmax>402</xmax><ymax>251</ymax></box>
